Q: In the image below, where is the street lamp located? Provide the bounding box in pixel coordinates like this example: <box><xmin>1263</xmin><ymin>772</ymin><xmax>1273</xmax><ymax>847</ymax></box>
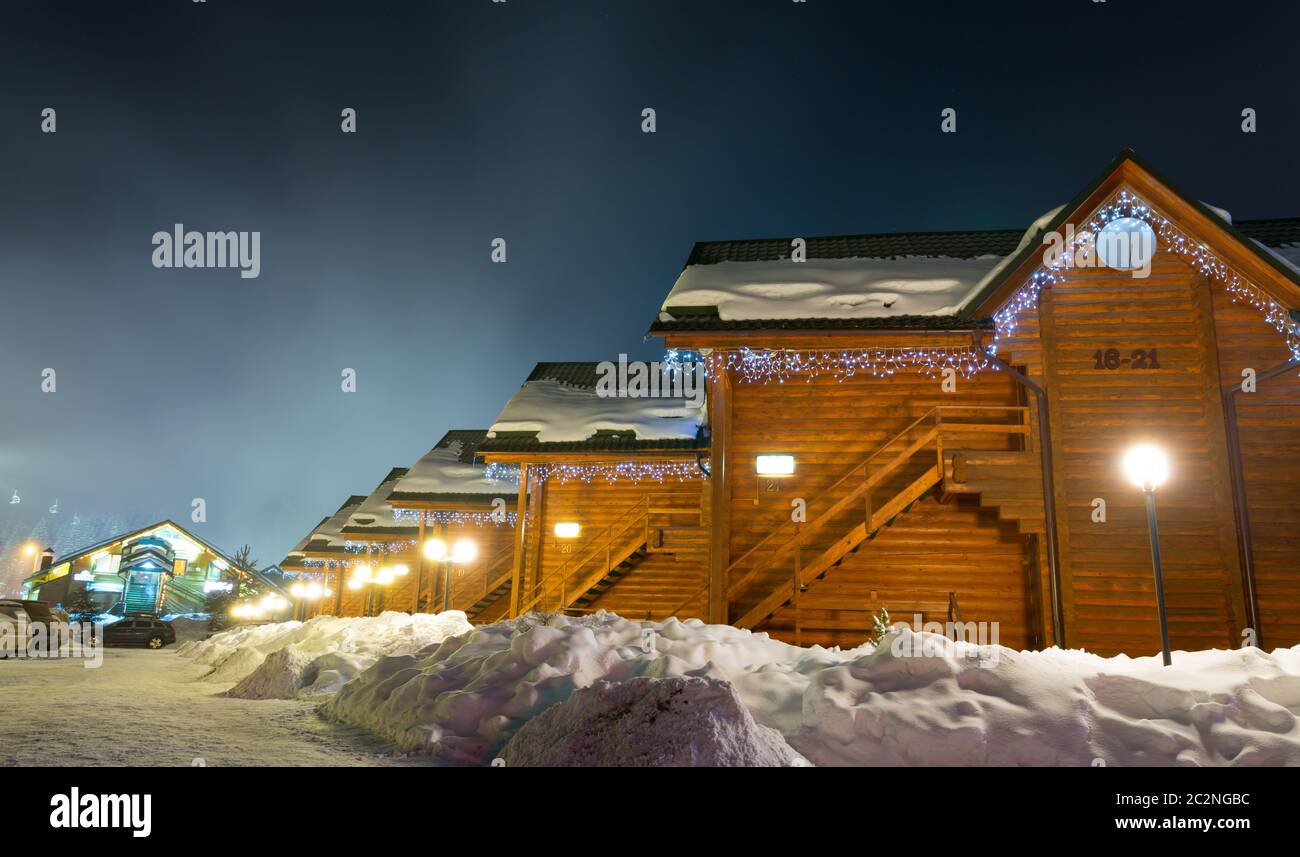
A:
<box><xmin>420</xmin><ymin>536</ymin><xmax>477</xmax><ymax>613</ymax></box>
<box><xmin>289</xmin><ymin>581</ymin><xmax>330</xmax><ymax>620</ymax></box>
<box><xmin>1123</xmin><ymin>443</ymin><xmax>1172</xmax><ymax>666</ymax></box>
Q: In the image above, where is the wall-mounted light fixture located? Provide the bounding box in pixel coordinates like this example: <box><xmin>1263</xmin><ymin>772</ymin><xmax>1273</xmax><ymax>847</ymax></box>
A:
<box><xmin>554</xmin><ymin>521</ymin><xmax>581</xmax><ymax>539</ymax></box>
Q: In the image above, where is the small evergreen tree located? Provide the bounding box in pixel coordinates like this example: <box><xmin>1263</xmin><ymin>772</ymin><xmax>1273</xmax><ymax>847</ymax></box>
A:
<box><xmin>870</xmin><ymin>607</ymin><xmax>892</xmax><ymax>646</ymax></box>
<box><xmin>63</xmin><ymin>586</ymin><xmax>100</xmax><ymax>617</ymax></box>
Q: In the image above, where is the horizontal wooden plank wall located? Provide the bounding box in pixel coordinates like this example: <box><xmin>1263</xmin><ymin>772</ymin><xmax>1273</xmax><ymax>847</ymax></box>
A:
<box><xmin>1038</xmin><ymin>251</ymin><xmax>1243</xmax><ymax>655</ymax></box>
<box><xmin>525</xmin><ymin>470</ymin><xmax>710</xmax><ymax>619</ymax></box>
<box><xmin>1211</xmin><ymin>287</ymin><xmax>1300</xmax><ymax>648</ymax></box>
<box><xmin>722</xmin><ymin>351</ymin><xmax>1037</xmax><ymax>648</ymax></box>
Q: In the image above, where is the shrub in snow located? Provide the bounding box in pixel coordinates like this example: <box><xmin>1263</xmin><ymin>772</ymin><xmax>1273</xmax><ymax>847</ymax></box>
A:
<box><xmin>501</xmin><ymin>676</ymin><xmax>809</xmax><ymax>767</ymax></box>
<box><xmin>323</xmin><ymin>611</ymin><xmax>1300</xmax><ymax>767</ymax></box>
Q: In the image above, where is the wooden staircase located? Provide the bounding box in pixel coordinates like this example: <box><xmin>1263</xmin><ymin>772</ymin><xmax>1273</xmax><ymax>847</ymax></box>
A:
<box><xmin>455</xmin><ymin>538</ymin><xmax>518</xmax><ymax>622</ymax></box>
<box><xmin>944</xmin><ymin>450</ymin><xmax>1045</xmax><ymax>535</ymax></box>
<box><xmin>515</xmin><ymin>496</ymin><xmax>702</xmax><ymax>617</ymax></box>
<box><xmin>728</xmin><ymin>405</ymin><xmax>1039</xmax><ymax>636</ymax></box>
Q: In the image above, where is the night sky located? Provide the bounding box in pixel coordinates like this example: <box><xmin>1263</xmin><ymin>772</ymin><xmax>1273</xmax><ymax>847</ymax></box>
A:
<box><xmin>2</xmin><ymin>0</ymin><xmax>1298</xmax><ymax>587</ymax></box>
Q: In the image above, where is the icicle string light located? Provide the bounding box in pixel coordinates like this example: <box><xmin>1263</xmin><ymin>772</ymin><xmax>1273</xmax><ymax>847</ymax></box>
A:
<box><xmin>994</xmin><ymin>188</ymin><xmax>1300</xmax><ymax>359</ymax></box>
<box><xmin>703</xmin><ymin>346</ymin><xmax>992</xmax><ymax>384</ymax></box>
<box><xmin>391</xmin><ymin>509</ymin><xmax>518</xmax><ymax>527</ymax></box>
<box><xmin>485</xmin><ymin>460</ymin><xmax>704</xmax><ymax>484</ymax></box>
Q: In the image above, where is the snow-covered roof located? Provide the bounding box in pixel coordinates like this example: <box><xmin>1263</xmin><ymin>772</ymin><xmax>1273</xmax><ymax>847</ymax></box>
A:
<box><xmin>340</xmin><ymin>468</ymin><xmax>414</xmax><ymax>534</ymax></box>
<box><xmin>482</xmin><ymin>363</ymin><xmax>706</xmax><ymax>450</ymax></box>
<box><xmin>304</xmin><ymin>496</ymin><xmax>366</xmax><ymax>551</ymax></box>
<box><xmin>388</xmin><ymin>430</ymin><xmax>517</xmax><ymax>503</ymax></box>
<box><xmin>660</xmin><ymin>255</ymin><xmax>1006</xmax><ymax>323</ymax></box>
<box><xmin>651</xmin><ymin>153</ymin><xmax>1300</xmax><ymax>334</ymax></box>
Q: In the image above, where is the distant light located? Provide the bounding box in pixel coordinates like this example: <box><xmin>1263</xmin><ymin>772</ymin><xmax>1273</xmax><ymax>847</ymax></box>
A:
<box><xmin>22</xmin><ymin>543</ymin><xmax>37</xmax><ymax>557</ymax></box>
<box><xmin>353</xmin><ymin>564</ymin><xmax>372</xmax><ymax>583</ymax></box>
<box><xmin>423</xmin><ymin>538</ymin><xmax>448</xmax><ymax>561</ymax></box>
<box><xmin>347</xmin><ymin>577</ymin><xmax>364</xmax><ymax>591</ymax></box>
<box><xmin>304</xmin><ymin>582</ymin><xmax>323</xmax><ymax>599</ymax></box>
<box><xmin>1123</xmin><ymin>444</ymin><xmax>1170</xmax><ymax>490</ymax></box>
<box><xmin>756</xmin><ymin>455</ymin><xmax>795</xmax><ymax>477</ymax></box>
<box><xmin>290</xmin><ymin>583</ymin><xmax>306</xmax><ymax>598</ymax></box>
<box><xmin>554</xmin><ymin>522</ymin><xmax>581</xmax><ymax>539</ymax></box>
<box><xmin>375</xmin><ymin>567</ymin><xmax>395</xmax><ymax>585</ymax></box>
<box><xmin>392</xmin><ymin>563</ymin><xmax>410</xmax><ymax>577</ymax></box>
<box><xmin>451</xmin><ymin>538</ymin><xmax>478</xmax><ymax>564</ymax></box>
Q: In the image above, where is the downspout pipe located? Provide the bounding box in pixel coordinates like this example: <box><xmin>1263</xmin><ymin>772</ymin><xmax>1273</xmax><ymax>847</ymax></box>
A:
<box><xmin>975</xmin><ymin>345</ymin><xmax>1065</xmax><ymax>649</ymax></box>
<box><xmin>1221</xmin><ymin>355</ymin><xmax>1300</xmax><ymax>649</ymax></box>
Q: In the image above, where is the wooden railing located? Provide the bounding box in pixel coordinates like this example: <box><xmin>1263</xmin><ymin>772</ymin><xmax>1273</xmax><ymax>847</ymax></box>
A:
<box><xmin>453</xmin><ymin>538</ymin><xmax>517</xmax><ymax>612</ymax></box>
<box><xmin>724</xmin><ymin>405</ymin><xmax>1030</xmax><ymax>629</ymax></box>
<box><xmin>515</xmin><ymin>496</ymin><xmax>701</xmax><ymax>616</ymax></box>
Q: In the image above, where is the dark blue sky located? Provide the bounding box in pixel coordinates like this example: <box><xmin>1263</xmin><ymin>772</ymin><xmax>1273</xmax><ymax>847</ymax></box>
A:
<box><xmin>2</xmin><ymin>0</ymin><xmax>1298</xmax><ymax>582</ymax></box>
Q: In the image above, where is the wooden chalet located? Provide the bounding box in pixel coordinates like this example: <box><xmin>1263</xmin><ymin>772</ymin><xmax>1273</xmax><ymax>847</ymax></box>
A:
<box><xmin>383</xmin><ymin>430</ymin><xmax>520</xmax><ymax>622</ymax></box>
<box><xmin>476</xmin><ymin>362</ymin><xmax>712</xmax><ymax>621</ymax></box>
<box><xmin>336</xmin><ymin>468</ymin><xmax>418</xmax><ymax>616</ymax></box>
<box><xmin>649</xmin><ymin>150</ymin><xmax>1300</xmax><ymax>656</ymax></box>
<box><xmin>295</xmin><ymin>495</ymin><xmax>367</xmax><ymax>616</ymax></box>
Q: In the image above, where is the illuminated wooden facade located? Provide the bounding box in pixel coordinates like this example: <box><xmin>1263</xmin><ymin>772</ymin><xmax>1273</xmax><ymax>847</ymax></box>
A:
<box><xmin>653</xmin><ymin>150</ymin><xmax>1300</xmax><ymax>655</ymax></box>
<box><xmin>476</xmin><ymin>363</ymin><xmax>712</xmax><ymax>622</ymax></box>
<box><xmin>384</xmin><ymin>430</ymin><xmax>520</xmax><ymax>622</ymax></box>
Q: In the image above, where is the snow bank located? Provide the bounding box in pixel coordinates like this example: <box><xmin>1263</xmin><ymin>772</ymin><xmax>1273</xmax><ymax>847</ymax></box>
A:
<box><xmin>176</xmin><ymin>611</ymin><xmax>474</xmax><ymax>699</ymax></box>
<box><xmin>167</xmin><ymin>616</ymin><xmax>211</xmax><ymax>643</ymax></box>
<box><xmin>501</xmin><ymin>676</ymin><xmax>809</xmax><ymax>766</ymax></box>
<box><xmin>324</xmin><ymin>611</ymin><xmax>1300</xmax><ymax>767</ymax></box>
<box><xmin>488</xmin><ymin>378</ymin><xmax>703</xmax><ymax>443</ymax></box>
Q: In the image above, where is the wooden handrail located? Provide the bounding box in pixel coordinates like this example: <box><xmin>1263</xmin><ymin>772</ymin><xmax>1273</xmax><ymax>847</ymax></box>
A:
<box><xmin>727</xmin><ymin>405</ymin><xmax>1029</xmax><ymax>604</ymax></box>
<box><xmin>512</xmin><ymin>496</ymin><xmax>650</xmax><ymax>616</ymax></box>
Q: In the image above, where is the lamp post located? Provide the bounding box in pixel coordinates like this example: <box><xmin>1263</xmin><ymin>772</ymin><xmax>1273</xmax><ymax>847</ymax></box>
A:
<box><xmin>290</xmin><ymin>580</ymin><xmax>331</xmax><ymax>620</ymax></box>
<box><xmin>1123</xmin><ymin>443</ymin><xmax>1172</xmax><ymax>666</ymax></box>
<box><xmin>423</xmin><ymin>536</ymin><xmax>478</xmax><ymax>612</ymax></box>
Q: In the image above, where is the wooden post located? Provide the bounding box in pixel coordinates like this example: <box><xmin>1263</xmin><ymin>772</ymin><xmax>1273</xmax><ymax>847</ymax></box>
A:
<box><xmin>412</xmin><ymin>514</ymin><xmax>426</xmax><ymax>613</ymax></box>
<box><xmin>1192</xmin><ymin>275</ymin><xmax>1248</xmax><ymax>640</ymax></box>
<box><xmin>332</xmin><ymin>562</ymin><xmax>344</xmax><ymax>616</ymax></box>
<box><xmin>508</xmin><ymin>464</ymin><xmax>529</xmax><ymax>617</ymax></box>
<box><xmin>365</xmin><ymin>542</ymin><xmax>375</xmax><ymax>617</ymax></box>
<box><xmin>707</xmin><ymin>362</ymin><xmax>732</xmax><ymax>624</ymax></box>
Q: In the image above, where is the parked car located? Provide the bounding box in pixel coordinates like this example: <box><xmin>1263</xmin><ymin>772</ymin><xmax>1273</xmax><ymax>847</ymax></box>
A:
<box><xmin>98</xmin><ymin>616</ymin><xmax>176</xmax><ymax>649</ymax></box>
<box><xmin>0</xmin><ymin>602</ymin><xmax>31</xmax><ymax>658</ymax></box>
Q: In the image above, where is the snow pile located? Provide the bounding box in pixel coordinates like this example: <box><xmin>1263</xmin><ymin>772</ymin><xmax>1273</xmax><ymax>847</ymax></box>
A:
<box><xmin>176</xmin><ymin>611</ymin><xmax>474</xmax><ymax>699</ymax></box>
<box><xmin>167</xmin><ymin>616</ymin><xmax>211</xmax><ymax>643</ymax></box>
<box><xmin>661</xmin><ymin>256</ymin><xmax>1003</xmax><ymax>322</ymax></box>
<box><xmin>501</xmin><ymin>676</ymin><xmax>809</xmax><ymax>767</ymax></box>
<box><xmin>488</xmin><ymin>379</ymin><xmax>703</xmax><ymax>443</ymax></box>
<box><xmin>391</xmin><ymin>440</ymin><xmax>516</xmax><ymax>497</ymax></box>
<box><xmin>324</xmin><ymin>611</ymin><xmax>1300</xmax><ymax>767</ymax></box>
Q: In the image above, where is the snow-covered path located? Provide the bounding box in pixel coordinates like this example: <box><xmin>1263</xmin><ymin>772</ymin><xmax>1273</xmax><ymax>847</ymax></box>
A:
<box><xmin>0</xmin><ymin>650</ymin><xmax>425</xmax><ymax>767</ymax></box>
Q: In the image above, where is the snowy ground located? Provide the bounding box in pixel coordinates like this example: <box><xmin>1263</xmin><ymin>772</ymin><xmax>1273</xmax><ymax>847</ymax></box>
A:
<box><xmin>0</xmin><ymin>650</ymin><xmax>429</xmax><ymax>766</ymax></box>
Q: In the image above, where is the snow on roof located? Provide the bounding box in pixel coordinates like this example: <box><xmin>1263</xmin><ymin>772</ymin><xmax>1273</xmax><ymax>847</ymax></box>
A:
<box><xmin>659</xmin><ymin>200</ymin><xmax>1246</xmax><ymax>324</ymax></box>
<box><xmin>305</xmin><ymin>498</ymin><xmax>365</xmax><ymax>549</ymax></box>
<box><xmin>390</xmin><ymin>440</ymin><xmax>516</xmax><ymax>498</ymax></box>
<box><xmin>343</xmin><ymin>470</ymin><xmax>413</xmax><ymax>532</ymax></box>
<box><xmin>488</xmin><ymin>378</ymin><xmax>704</xmax><ymax>444</ymax></box>
<box><xmin>660</xmin><ymin>255</ymin><xmax>1005</xmax><ymax>322</ymax></box>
